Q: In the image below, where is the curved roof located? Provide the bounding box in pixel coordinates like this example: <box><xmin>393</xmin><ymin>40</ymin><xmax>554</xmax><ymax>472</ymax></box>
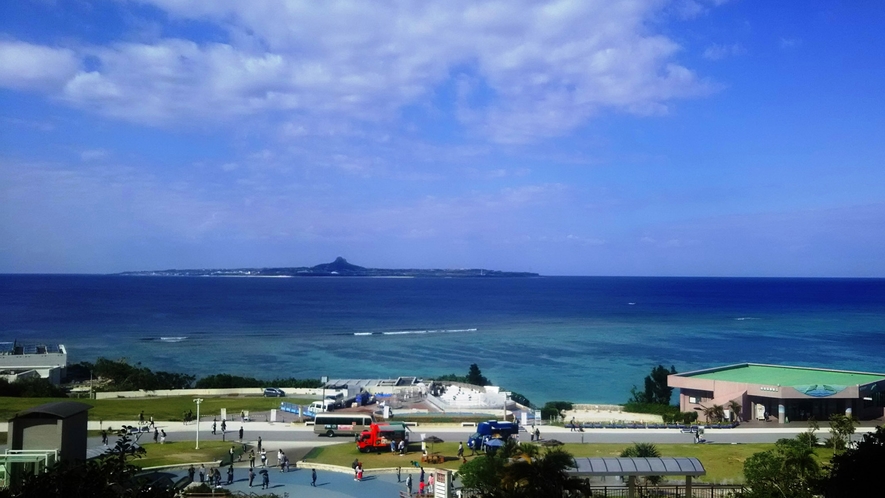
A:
<box><xmin>570</xmin><ymin>457</ymin><xmax>706</xmax><ymax>477</ymax></box>
<box><xmin>13</xmin><ymin>401</ymin><xmax>92</xmax><ymax>420</ymax></box>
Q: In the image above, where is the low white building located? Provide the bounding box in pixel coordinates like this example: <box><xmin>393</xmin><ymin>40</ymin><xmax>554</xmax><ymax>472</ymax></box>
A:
<box><xmin>0</xmin><ymin>342</ymin><xmax>67</xmax><ymax>384</ymax></box>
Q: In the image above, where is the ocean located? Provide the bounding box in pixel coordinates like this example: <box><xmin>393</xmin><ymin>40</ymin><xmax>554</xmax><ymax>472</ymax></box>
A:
<box><xmin>2</xmin><ymin>275</ymin><xmax>884</xmax><ymax>405</ymax></box>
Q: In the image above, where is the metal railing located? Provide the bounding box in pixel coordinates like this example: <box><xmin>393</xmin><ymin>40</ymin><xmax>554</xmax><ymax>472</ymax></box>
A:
<box><xmin>584</xmin><ymin>485</ymin><xmax>744</xmax><ymax>498</ymax></box>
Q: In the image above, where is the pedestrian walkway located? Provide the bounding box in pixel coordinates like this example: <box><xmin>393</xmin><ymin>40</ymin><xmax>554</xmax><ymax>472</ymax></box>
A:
<box><xmin>162</xmin><ymin>465</ymin><xmax>424</xmax><ymax>497</ymax></box>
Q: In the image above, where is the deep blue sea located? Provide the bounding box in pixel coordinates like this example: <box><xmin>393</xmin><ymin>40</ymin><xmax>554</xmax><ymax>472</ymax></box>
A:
<box><xmin>2</xmin><ymin>275</ymin><xmax>884</xmax><ymax>405</ymax></box>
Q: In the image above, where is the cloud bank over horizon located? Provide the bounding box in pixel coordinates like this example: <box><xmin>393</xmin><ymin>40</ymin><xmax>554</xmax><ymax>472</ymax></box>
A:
<box><xmin>1</xmin><ymin>0</ymin><xmax>884</xmax><ymax>276</ymax></box>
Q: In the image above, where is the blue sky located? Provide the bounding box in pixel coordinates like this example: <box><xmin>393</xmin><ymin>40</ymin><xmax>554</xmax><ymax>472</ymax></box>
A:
<box><xmin>1</xmin><ymin>0</ymin><xmax>883</xmax><ymax>276</ymax></box>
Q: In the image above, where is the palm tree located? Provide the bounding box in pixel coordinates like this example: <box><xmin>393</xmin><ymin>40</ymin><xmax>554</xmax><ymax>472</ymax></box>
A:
<box><xmin>727</xmin><ymin>400</ymin><xmax>742</xmax><ymax>422</ymax></box>
<box><xmin>621</xmin><ymin>443</ymin><xmax>662</xmax><ymax>484</ymax></box>
<box><xmin>702</xmin><ymin>404</ymin><xmax>725</xmax><ymax>423</ymax></box>
<box><xmin>500</xmin><ymin>448</ymin><xmax>579</xmax><ymax>497</ymax></box>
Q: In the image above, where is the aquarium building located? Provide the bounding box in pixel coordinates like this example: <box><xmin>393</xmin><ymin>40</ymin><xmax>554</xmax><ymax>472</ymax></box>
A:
<box><xmin>668</xmin><ymin>363</ymin><xmax>885</xmax><ymax>423</ymax></box>
<box><xmin>0</xmin><ymin>342</ymin><xmax>67</xmax><ymax>384</ymax></box>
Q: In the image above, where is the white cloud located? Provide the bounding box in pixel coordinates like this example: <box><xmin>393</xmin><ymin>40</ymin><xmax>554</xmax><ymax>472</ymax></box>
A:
<box><xmin>0</xmin><ymin>41</ymin><xmax>79</xmax><ymax>91</ymax></box>
<box><xmin>703</xmin><ymin>43</ymin><xmax>746</xmax><ymax>60</ymax></box>
<box><xmin>779</xmin><ymin>37</ymin><xmax>802</xmax><ymax>49</ymax></box>
<box><xmin>80</xmin><ymin>149</ymin><xmax>110</xmax><ymax>161</ymax></box>
<box><xmin>7</xmin><ymin>0</ymin><xmax>718</xmax><ymax>142</ymax></box>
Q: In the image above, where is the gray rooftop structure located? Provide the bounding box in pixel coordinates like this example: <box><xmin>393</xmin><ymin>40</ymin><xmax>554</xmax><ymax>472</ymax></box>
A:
<box><xmin>570</xmin><ymin>457</ymin><xmax>706</xmax><ymax>498</ymax></box>
<box><xmin>14</xmin><ymin>401</ymin><xmax>91</xmax><ymax>420</ymax></box>
<box><xmin>570</xmin><ymin>457</ymin><xmax>706</xmax><ymax>477</ymax></box>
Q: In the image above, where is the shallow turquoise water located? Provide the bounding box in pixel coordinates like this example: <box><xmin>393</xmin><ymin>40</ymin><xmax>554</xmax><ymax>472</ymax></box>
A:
<box><xmin>2</xmin><ymin>275</ymin><xmax>884</xmax><ymax>404</ymax></box>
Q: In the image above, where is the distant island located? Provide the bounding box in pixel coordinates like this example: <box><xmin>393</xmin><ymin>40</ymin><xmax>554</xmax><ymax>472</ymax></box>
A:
<box><xmin>116</xmin><ymin>257</ymin><xmax>539</xmax><ymax>278</ymax></box>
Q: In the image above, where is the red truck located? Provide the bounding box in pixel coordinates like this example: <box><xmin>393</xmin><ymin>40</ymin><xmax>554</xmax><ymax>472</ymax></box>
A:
<box><xmin>356</xmin><ymin>422</ymin><xmax>409</xmax><ymax>453</ymax></box>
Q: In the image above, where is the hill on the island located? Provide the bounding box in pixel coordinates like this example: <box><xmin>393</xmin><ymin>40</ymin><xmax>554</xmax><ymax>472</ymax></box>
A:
<box><xmin>310</xmin><ymin>257</ymin><xmax>365</xmax><ymax>273</ymax></box>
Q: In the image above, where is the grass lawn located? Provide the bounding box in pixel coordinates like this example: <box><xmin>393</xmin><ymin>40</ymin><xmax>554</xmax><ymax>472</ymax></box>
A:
<box><xmin>304</xmin><ymin>442</ymin><xmax>835</xmax><ymax>484</ymax></box>
<box><xmin>133</xmin><ymin>440</ymin><xmax>249</xmax><ymax>468</ymax></box>
<box><xmin>0</xmin><ymin>396</ymin><xmax>313</xmax><ymax>422</ymax></box>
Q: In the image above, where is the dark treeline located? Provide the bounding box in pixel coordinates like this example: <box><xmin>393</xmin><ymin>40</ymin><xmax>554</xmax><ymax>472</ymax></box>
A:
<box><xmin>195</xmin><ymin>374</ymin><xmax>322</xmax><ymax>389</ymax></box>
<box><xmin>58</xmin><ymin>358</ymin><xmax>321</xmax><ymax>393</ymax></box>
<box><xmin>0</xmin><ymin>377</ymin><xmax>67</xmax><ymax>398</ymax></box>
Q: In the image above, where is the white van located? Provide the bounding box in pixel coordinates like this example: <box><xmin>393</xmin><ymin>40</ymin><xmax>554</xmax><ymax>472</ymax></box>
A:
<box><xmin>309</xmin><ymin>400</ymin><xmax>335</xmax><ymax>413</ymax></box>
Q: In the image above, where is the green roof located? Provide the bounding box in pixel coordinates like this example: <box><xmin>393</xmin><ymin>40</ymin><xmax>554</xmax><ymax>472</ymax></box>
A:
<box><xmin>686</xmin><ymin>364</ymin><xmax>885</xmax><ymax>387</ymax></box>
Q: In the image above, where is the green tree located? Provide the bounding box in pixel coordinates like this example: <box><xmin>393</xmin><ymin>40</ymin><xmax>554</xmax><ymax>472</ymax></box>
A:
<box><xmin>742</xmin><ymin>437</ymin><xmax>822</xmax><ymax>498</ymax></box>
<box><xmin>728</xmin><ymin>399</ymin><xmax>742</xmax><ymax>422</ymax></box>
<box><xmin>540</xmin><ymin>401</ymin><xmax>573</xmax><ymax>421</ymax></box>
<box><xmin>823</xmin><ymin>425</ymin><xmax>885</xmax><ymax>498</ymax></box>
<box><xmin>0</xmin><ymin>378</ymin><xmax>67</xmax><ymax>398</ymax></box>
<box><xmin>458</xmin><ymin>444</ymin><xmax>581</xmax><ymax>498</ymax></box>
<box><xmin>702</xmin><ymin>404</ymin><xmax>725</xmax><ymax>424</ymax></box>
<box><xmin>827</xmin><ymin>413</ymin><xmax>857</xmax><ymax>456</ymax></box>
<box><xmin>467</xmin><ymin>364</ymin><xmax>492</xmax><ymax>386</ymax></box>
<box><xmin>457</xmin><ymin>454</ymin><xmax>508</xmax><ymax>496</ymax></box>
<box><xmin>90</xmin><ymin>358</ymin><xmax>194</xmax><ymax>391</ymax></box>
<box><xmin>795</xmin><ymin>418</ymin><xmax>819</xmax><ymax>449</ymax></box>
<box><xmin>629</xmin><ymin>365</ymin><xmax>677</xmax><ymax>405</ymax></box>
<box><xmin>620</xmin><ymin>443</ymin><xmax>662</xmax><ymax>484</ymax></box>
<box><xmin>0</xmin><ymin>435</ymin><xmax>176</xmax><ymax>498</ymax></box>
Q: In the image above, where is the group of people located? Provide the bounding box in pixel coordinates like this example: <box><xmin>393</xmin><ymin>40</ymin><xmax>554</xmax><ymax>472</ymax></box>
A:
<box><xmin>247</xmin><ymin>467</ymin><xmax>271</xmax><ymax>489</ymax></box>
<box><xmin>152</xmin><ymin>428</ymin><xmax>166</xmax><ymax>444</ymax></box>
<box><xmin>388</xmin><ymin>438</ymin><xmax>408</xmax><ymax>455</ymax></box>
<box><xmin>277</xmin><ymin>449</ymin><xmax>291</xmax><ymax>472</ymax></box>
<box><xmin>189</xmin><ymin>464</ymin><xmax>234</xmax><ymax>488</ymax></box>
<box><xmin>401</xmin><ymin>465</ymin><xmax>434</xmax><ymax>496</ymax></box>
<box><xmin>351</xmin><ymin>459</ymin><xmax>364</xmax><ymax>481</ymax></box>
<box><xmin>246</xmin><ymin>448</ymin><xmax>269</xmax><ymax>468</ymax></box>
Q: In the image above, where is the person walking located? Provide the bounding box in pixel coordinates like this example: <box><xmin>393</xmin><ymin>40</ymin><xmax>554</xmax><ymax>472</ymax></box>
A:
<box><xmin>457</xmin><ymin>442</ymin><xmax>464</xmax><ymax>459</ymax></box>
<box><xmin>406</xmin><ymin>474</ymin><xmax>412</xmax><ymax>496</ymax></box>
<box><xmin>257</xmin><ymin>436</ymin><xmax>262</xmax><ymax>451</ymax></box>
<box><xmin>229</xmin><ymin>445</ymin><xmax>235</xmax><ymax>465</ymax></box>
<box><xmin>101</xmin><ymin>430</ymin><xmax>108</xmax><ymax>446</ymax></box>
<box><xmin>160</xmin><ymin>429</ymin><xmax>166</xmax><ymax>444</ymax></box>
<box><xmin>239</xmin><ymin>426</ymin><xmax>244</xmax><ymax>441</ymax></box>
<box><xmin>212</xmin><ymin>421</ymin><xmax>217</xmax><ymax>435</ymax></box>
<box><xmin>311</xmin><ymin>468</ymin><xmax>317</xmax><ymax>486</ymax></box>
<box><xmin>248</xmin><ymin>468</ymin><xmax>255</xmax><ymax>487</ymax></box>
<box><xmin>221</xmin><ymin>420</ymin><xmax>227</xmax><ymax>434</ymax></box>
<box><xmin>227</xmin><ymin>465</ymin><xmax>234</xmax><ymax>485</ymax></box>
<box><xmin>153</xmin><ymin>428</ymin><xmax>159</xmax><ymax>443</ymax></box>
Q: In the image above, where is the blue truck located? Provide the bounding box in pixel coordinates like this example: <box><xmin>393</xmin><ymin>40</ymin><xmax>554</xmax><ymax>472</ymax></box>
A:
<box><xmin>467</xmin><ymin>420</ymin><xmax>520</xmax><ymax>451</ymax></box>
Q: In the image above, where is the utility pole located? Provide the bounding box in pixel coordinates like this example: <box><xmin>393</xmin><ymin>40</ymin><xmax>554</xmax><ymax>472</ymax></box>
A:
<box><xmin>193</xmin><ymin>398</ymin><xmax>203</xmax><ymax>449</ymax></box>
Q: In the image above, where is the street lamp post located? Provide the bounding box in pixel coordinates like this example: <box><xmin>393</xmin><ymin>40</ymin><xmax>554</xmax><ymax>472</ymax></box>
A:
<box><xmin>321</xmin><ymin>376</ymin><xmax>328</xmax><ymax>413</ymax></box>
<box><xmin>193</xmin><ymin>398</ymin><xmax>203</xmax><ymax>449</ymax></box>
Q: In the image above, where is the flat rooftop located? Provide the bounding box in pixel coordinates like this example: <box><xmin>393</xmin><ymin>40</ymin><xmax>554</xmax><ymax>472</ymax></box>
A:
<box><xmin>682</xmin><ymin>364</ymin><xmax>885</xmax><ymax>387</ymax></box>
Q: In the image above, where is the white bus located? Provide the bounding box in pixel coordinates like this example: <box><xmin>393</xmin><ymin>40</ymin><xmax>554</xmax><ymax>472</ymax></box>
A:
<box><xmin>313</xmin><ymin>413</ymin><xmax>375</xmax><ymax>437</ymax></box>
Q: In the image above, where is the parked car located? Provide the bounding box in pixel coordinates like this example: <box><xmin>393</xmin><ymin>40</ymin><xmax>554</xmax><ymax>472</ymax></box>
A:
<box><xmin>263</xmin><ymin>387</ymin><xmax>286</xmax><ymax>397</ymax></box>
